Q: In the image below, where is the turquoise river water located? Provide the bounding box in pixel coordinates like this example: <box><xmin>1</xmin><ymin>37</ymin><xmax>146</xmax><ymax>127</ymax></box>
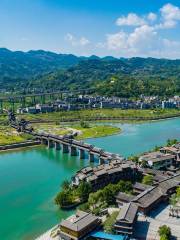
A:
<box><xmin>0</xmin><ymin>118</ymin><xmax>180</xmax><ymax>240</ymax></box>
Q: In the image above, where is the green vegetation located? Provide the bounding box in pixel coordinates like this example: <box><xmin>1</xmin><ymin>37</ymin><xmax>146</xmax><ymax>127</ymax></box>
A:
<box><xmin>170</xmin><ymin>186</ymin><xmax>180</xmax><ymax>207</ymax></box>
<box><xmin>20</xmin><ymin>108</ymin><xmax>180</xmax><ymax>123</ymax></box>
<box><xmin>55</xmin><ymin>179</ymin><xmax>132</xmax><ymax>210</ymax></box>
<box><xmin>31</xmin><ymin>122</ymin><xmax>120</xmax><ymax>140</ymax></box>
<box><xmin>142</xmin><ymin>174</ymin><xmax>153</xmax><ymax>186</ymax></box>
<box><xmin>28</xmin><ymin>58</ymin><xmax>180</xmax><ymax>96</ymax></box>
<box><xmin>1</xmin><ymin>51</ymin><xmax>180</xmax><ymax>96</ymax></box>
<box><xmin>74</xmin><ymin>124</ymin><xmax>120</xmax><ymax>140</ymax></box>
<box><xmin>55</xmin><ymin>181</ymin><xmax>92</xmax><ymax>208</ymax></box>
<box><xmin>0</xmin><ymin>125</ymin><xmax>33</xmax><ymax>145</ymax></box>
<box><xmin>103</xmin><ymin>211</ymin><xmax>119</xmax><ymax>234</ymax></box>
<box><xmin>85</xmin><ymin>180</ymin><xmax>132</xmax><ymax>215</ymax></box>
<box><xmin>158</xmin><ymin>225</ymin><xmax>171</xmax><ymax>240</ymax></box>
<box><xmin>80</xmin><ymin>120</ymin><xmax>89</xmax><ymax>128</ymax></box>
<box><xmin>166</xmin><ymin>139</ymin><xmax>178</xmax><ymax>146</ymax></box>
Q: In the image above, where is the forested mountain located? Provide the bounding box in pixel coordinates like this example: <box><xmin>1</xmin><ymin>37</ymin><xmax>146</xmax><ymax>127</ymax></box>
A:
<box><xmin>28</xmin><ymin>58</ymin><xmax>180</xmax><ymax>97</ymax></box>
<box><xmin>0</xmin><ymin>48</ymin><xmax>80</xmax><ymax>88</ymax></box>
<box><xmin>1</xmin><ymin>48</ymin><xmax>180</xmax><ymax>97</ymax></box>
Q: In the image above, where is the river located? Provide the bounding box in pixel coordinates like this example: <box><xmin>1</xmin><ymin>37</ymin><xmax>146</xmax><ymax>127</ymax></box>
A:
<box><xmin>0</xmin><ymin>118</ymin><xmax>180</xmax><ymax>240</ymax></box>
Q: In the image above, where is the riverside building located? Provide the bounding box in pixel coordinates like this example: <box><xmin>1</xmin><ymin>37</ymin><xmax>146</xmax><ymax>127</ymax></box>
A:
<box><xmin>59</xmin><ymin>210</ymin><xmax>100</xmax><ymax>240</ymax></box>
<box><xmin>71</xmin><ymin>160</ymin><xmax>138</xmax><ymax>191</ymax></box>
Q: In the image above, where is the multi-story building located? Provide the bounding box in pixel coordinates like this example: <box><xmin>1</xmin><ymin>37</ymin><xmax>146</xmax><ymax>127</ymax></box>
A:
<box><xmin>139</xmin><ymin>151</ymin><xmax>175</xmax><ymax>170</ymax></box>
<box><xmin>72</xmin><ymin>160</ymin><xmax>137</xmax><ymax>191</ymax></box>
<box><xmin>114</xmin><ymin>202</ymin><xmax>138</xmax><ymax>237</ymax></box>
<box><xmin>59</xmin><ymin>210</ymin><xmax>100</xmax><ymax>240</ymax></box>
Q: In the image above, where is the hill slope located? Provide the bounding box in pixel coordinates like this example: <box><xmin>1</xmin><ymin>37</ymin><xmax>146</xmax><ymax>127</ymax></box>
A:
<box><xmin>1</xmin><ymin>48</ymin><xmax>180</xmax><ymax>97</ymax></box>
<box><xmin>28</xmin><ymin>58</ymin><xmax>180</xmax><ymax>97</ymax></box>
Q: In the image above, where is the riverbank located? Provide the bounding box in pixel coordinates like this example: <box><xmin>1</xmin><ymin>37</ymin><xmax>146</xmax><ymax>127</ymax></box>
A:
<box><xmin>0</xmin><ymin>140</ymin><xmax>41</xmax><ymax>152</ymax></box>
<box><xmin>16</xmin><ymin>109</ymin><xmax>180</xmax><ymax>123</ymax></box>
<box><xmin>0</xmin><ymin>117</ymin><xmax>180</xmax><ymax>240</ymax></box>
<box><xmin>0</xmin><ymin>125</ymin><xmax>34</xmax><ymax>145</ymax></box>
<box><xmin>31</xmin><ymin>122</ymin><xmax>121</xmax><ymax>140</ymax></box>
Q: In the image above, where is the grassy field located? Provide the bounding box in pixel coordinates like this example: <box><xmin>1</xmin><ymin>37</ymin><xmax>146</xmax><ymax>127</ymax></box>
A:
<box><xmin>0</xmin><ymin>125</ymin><xmax>33</xmax><ymax>145</ymax></box>
<box><xmin>31</xmin><ymin>122</ymin><xmax>120</xmax><ymax>140</ymax></box>
<box><xmin>74</xmin><ymin>124</ymin><xmax>120</xmax><ymax>140</ymax></box>
<box><xmin>0</xmin><ymin>108</ymin><xmax>179</xmax><ymax>145</ymax></box>
<box><xmin>17</xmin><ymin>108</ymin><xmax>180</xmax><ymax>122</ymax></box>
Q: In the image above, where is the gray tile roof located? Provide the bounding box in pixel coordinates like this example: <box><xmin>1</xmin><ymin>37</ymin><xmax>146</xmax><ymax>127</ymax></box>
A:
<box><xmin>116</xmin><ymin>192</ymin><xmax>135</xmax><ymax>203</ymax></box>
<box><xmin>133</xmin><ymin>182</ymin><xmax>151</xmax><ymax>191</ymax></box>
<box><xmin>60</xmin><ymin>210</ymin><xmax>98</xmax><ymax>232</ymax></box>
<box><xmin>116</xmin><ymin>202</ymin><xmax>138</xmax><ymax>223</ymax></box>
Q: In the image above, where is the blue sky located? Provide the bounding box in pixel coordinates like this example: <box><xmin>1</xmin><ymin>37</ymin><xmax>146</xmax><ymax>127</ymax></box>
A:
<box><xmin>0</xmin><ymin>0</ymin><xmax>180</xmax><ymax>58</ymax></box>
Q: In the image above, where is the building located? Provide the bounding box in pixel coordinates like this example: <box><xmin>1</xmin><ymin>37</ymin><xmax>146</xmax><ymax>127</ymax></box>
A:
<box><xmin>139</xmin><ymin>151</ymin><xmax>175</xmax><ymax>170</ymax></box>
<box><xmin>17</xmin><ymin>108</ymin><xmax>27</xmax><ymax>114</ymax></box>
<box><xmin>36</xmin><ymin>104</ymin><xmax>54</xmax><ymax>113</ymax></box>
<box><xmin>26</xmin><ymin>106</ymin><xmax>37</xmax><ymax>114</ymax></box>
<box><xmin>116</xmin><ymin>192</ymin><xmax>135</xmax><ymax>207</ymax></box>
<box><xmin>133</xmin><ymin>182</ymin><xmax>151</xmax><ymax>195</ymax></box>
<box><xmin>72</xmin><ymin>160</ymin><xmax>137</xmax><ymax>191</ymax></box>
<box><xmin>133</xmin><ymin>174</ymin><xmax>180</xmax><ymax>214</ymax></box>
<box><xmin>114</xmin><ymin>202</ymin><xmax>138</xmax><ymax>237</ymax></box>
<box><xmin>160</xmin><ymin>144</ymin><xmax>180</xmax><ymax>169</ymax></box>
<box><xmin>59</xmin><ymin>210</ymin><xmax>100</xmax><ymax>240</ymax></box>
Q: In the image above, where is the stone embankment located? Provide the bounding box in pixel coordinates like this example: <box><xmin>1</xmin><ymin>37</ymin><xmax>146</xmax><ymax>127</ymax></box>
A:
<box><xmin>0</xmin><ymin>140</ymin><xmax>41</xmax><ymax>151</ymax></box>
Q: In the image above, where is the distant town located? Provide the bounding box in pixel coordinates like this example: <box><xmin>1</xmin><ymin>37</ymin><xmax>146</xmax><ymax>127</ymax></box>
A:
<box><xmin>14</xmin><ymin>94</ymin><xmax>180</xmax><ymax>115</ymax></box>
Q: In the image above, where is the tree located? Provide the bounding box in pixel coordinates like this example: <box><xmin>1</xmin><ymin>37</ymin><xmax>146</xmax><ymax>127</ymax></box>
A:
<box><xmin>77</xmin><ymin>182</ymin><xmax>92</xmax><ymax>202</ymax></box>
<box><xmin>88</xmin><ymin>192</ymin><xmax>100</xmax><ymax>210</ymax></box>
<box><xmin>80</xmin><ymin>120</ymin><xmax>89</xmax><ymax>128</ymax></box>
<box><xmin>141</xmin><ymin>160</ymin><xmax>148</xmax><ymax>168</ymax></box>
<box><xmin>176</xmin><ymin>186</ymin><xmax>180</xmax><ymax>198</ymax></box>
<box><xmin>103</xmin><ymin>211</ymin><xmax>119</xmax><ymax>233</ymax></box>
<box><xmin>128</xmin><ymin>155</ymin><xmax>139</xmax><ymax>164</ymax></box>
<box><xmin>167</xmin><ymin>139</ymin><xmax>178</xmax><ymax>147</ymax></box>
<box><xmin>61</xmin><ymin>180</ymin><xmax>70</xmax><ymax>191</ymax></box>
<box><xmin>55</xmin><ymin>191</ymin><xmax>73</xmax><ymax>207</ymax></box>
<box><xmin>142</xmin><ymin>174</ymin><xmax>153</xmax><ymax>185</ymax></box>
<box><xmin>158</xmin><ymin>225</ymin><xmax>171</xmax><ymax>240</ymax></box>
<box><xmin>170</xmin><ymin>193</ymin><xmax>177</xmax><ymax>207</ymax></box>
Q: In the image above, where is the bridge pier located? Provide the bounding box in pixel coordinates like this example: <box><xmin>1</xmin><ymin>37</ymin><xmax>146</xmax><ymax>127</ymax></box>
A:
<box><xmin>99</xmin><ymin>157</ymin><xmax>105</xmax><ymax>165</ymax></box>
<box><xmin>70</xmin><ymin>146</ymin><xmax>77</xmax><ymax>156</ymax></box>
<box><xmin>48</xmin><ymin>140</ymin><xmax>54</xmax><ymax>148</ymax></box>
<box><xmin>62</xmin><ymin>144</ymin><xmax>69</xmax><ymax>153</ymax></box>
<box><xmin>79</xmin><ymin>149</ymin><xmax>85</xmax><ymax>159</ymax></box>
<box><xmin>55</xmin><ymin>142</ymin><xmax>61</xmax><ymax>150</ymax></box>
<box><xmin>41</xmin><ymin>139</ymin><xmax>47</xmax><ymax>145</ymax></box>
<box><xmin>89</xmin><ymin>153</ymin><xmax>95</xmax><ymax>162</ymax></box>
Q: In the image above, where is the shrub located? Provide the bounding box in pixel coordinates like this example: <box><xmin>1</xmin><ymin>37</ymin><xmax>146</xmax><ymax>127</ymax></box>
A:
<box><xmin>158</xmin><ymin>225</ymin><xmax>171</xmax><ymax>240</ymax></box>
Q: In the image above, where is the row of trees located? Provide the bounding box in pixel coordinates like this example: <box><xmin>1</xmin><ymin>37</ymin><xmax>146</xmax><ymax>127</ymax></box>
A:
<box><xmin>80</xmin><ymin>180</ymin><xmax>133</xmax><ymax>215</ymax></box>
<box><xmin>55</xmin><ymin>180</ymin><xmax>92</xmax><ymax>208</ymax></box>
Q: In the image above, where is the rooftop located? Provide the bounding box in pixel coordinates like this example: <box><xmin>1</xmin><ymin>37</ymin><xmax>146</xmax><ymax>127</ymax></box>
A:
<box><xmin>140</xmin><ymin>151</ymin><xmax>175</xmax><ymax>163</ymax></box>
<box><xmin>116</xmin><ymin>202</ymin><xmax>138</xmax><ymax>223</ymax></box>
<box><xmin>60</xmin><ymin>210</ymin><xmax>99</xmax><ymax>232</ymax></box>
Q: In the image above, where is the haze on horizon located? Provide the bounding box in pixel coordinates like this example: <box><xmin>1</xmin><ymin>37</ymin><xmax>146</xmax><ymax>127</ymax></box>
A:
<box><xmin>1</xmin><ymin>0</ymin><xmax>180</xmax><ymax>59</ymax></box>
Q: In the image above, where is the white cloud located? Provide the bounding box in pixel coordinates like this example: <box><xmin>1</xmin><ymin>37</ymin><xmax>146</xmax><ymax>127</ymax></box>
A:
<box><xmin>160</xmin><ymin>3</ymin><xmax>180</xmax><ymax>21</ymax></box>
<box><xmin>79</xmin><ymin>37</ymin><xmax>90</xmax><ymax>46</ymax></box>
<box><xmin>65</xmin><ymin>33</ymin><xmax>90</xmax><ymax>46</ymax></box>
<box><xmin>147</xmin><ymin>12</ymin><xmax>157</xmax><ymax>21</ymax></box>
<box><xmin>106</xmin><ymin>25</ymin><xmax>158</xmax><ymax>56</ymax></box>
<box><xmin>116</xmin><ymin>13</ymin><xmax>146</xmax><ymax>26</ymax></box>
<box><xmin>107</xmin><ymin>31</ymin><xmax>128</xmax><ymax>50</ymax></box>
<box><xmin>98</xmin><ymin>3</ymin><xmax>180</xmax><ymax>58</ymax></box>
<box><xmin>158</xmin><ymin>3</ymin><xmax>180</xmax><ymax>29</ymax></box>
